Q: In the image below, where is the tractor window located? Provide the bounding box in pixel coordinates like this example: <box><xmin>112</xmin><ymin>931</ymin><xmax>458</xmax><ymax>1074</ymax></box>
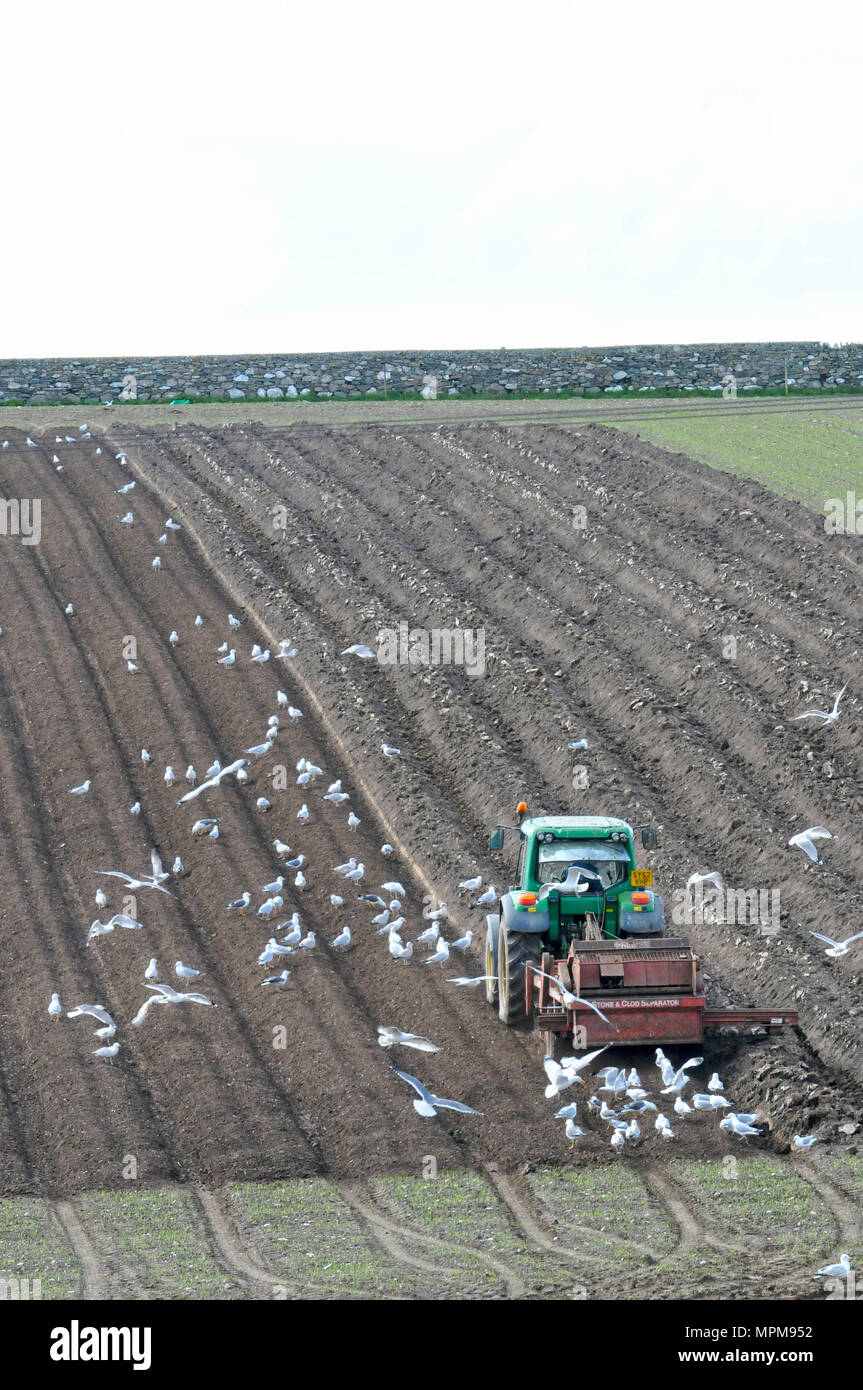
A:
<box><xmin>537</xmin><ymin>839</ymin><xmax>630</xmax><ymax>890</ymax></box>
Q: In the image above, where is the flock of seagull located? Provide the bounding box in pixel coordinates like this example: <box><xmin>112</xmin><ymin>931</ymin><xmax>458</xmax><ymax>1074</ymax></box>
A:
<box><xmin>22</xmin><ymin>427</ymin><xmax>856</xmax><ymax>1286</ymax></box>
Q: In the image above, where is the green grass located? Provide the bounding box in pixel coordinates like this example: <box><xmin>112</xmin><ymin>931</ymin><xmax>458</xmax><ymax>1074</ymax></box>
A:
<box><xmin>670</xmin><ymin>1156</ymin><xmax>841</xmax><ymax>1262</ymax></box>
<box><xmin>612</xmin><ymin>406</ymin><xmax>863</xmax><ymax>512</ymax></box>
<box><xmin>228</xmin><ymin>1179</ymin><xmax>419</xmax><ymax>1296</ymax></box>
<box><xmin>0</xmin><ymin>1198</ymin><xmax>80</xmax><ymax>1299</ymax></box>
<box><xmin>529</xmin><ymin>1164</ymin><xmax>677</xmax><ymax>1264</ymax></box>
<box><xmin>372</xmin><ymin>1170</ymin><xmax>571</xmax><ymax>1292</ymax></box>
<box><xmin>78</xmin><ymin>1188</ymin><xmax>248</xmax><ymax>1300</ymax></box>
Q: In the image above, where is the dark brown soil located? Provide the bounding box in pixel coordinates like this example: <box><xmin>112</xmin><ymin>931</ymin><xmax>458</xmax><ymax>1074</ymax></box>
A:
<box><xmin>0</xmin><ymin>420</ymin><xmax>861</xmax><ymax>1205</ymax></box>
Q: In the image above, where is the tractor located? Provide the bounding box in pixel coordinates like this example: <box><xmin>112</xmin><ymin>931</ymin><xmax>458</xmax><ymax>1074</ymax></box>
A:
<box><xmin>484</xmin><ymin>806</ymin><xmax>797</xmax><ymax>1051</ymax></box>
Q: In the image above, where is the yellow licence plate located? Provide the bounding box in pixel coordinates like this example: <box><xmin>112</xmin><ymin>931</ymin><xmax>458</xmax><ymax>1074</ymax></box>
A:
<box><xmin>630</xmin><ymin>870</ymin><xmax>653</xmax><ymax>888</ymax></box>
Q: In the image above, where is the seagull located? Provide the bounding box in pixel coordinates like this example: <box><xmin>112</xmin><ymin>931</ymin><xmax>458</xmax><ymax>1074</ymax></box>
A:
<box><xmin>120</xmin><ymin>511</ymin><xmax>134</xmax><ymax>524</ymax></box>
<box><xmin>788</xmin><ymin>827</ymin><xmax>833</xmax><ymax>864</ymax></box>
<box><xmin>48</xmin><ymin>993</ymin><xmax>62</xmax><ymax>1017</ymax></box>
<box><xmin>245</xmin><ymin>741</ymin><xmax>273</xmax><ymax>757</ymax></box>
<box><xmin>256</xmin><ymin>798</ymin><xmax>271</xmax><ymax>811</ymax></box>
<box><xmin>227</xmin><ymin>892</ymin><xmax>251</xmax><ymax>912</ymax></box>
<box><xmin>262</xmin><ymin>970</ymin><xmax>290</xmax><ymax>986</ymax></box>
<box><xmin>459</xmin><ymin>876</ymin><xmax>482</xmax><ymax>892</ymax></box>
<box><xmin>127</xmin><ymin>661</ymin><xmax>138</xmax><ymax>673</ymax></box>
<box><xmin>450</xmin><ymin>930</ymin><xmax>473</xmax><ymax>952</ymax></box>
<box><xmin>381</xmin><ymin>744</ymin><xmax>401</xmax><ymax>757</ymax></box>
<box><xmin>298</xmin><ymin>931</ymin><xmax>316</xmax><ymax>950</ymax></box>
<box><xmin>130</xmin><ymin>802</ymin><xmax>141</xmax><ymax>816</ymax></box>
<box><xmin>544</xmin><ymin>1057</ymin><xmax>578</xmax><ymax>1099</ymax></box>
<box><xmin>794</xmin><ymin>685</ymin><xmax>847</xmax><ymax>726</ymax></box>
<box><xmin>390</xmin><ymin>937</ymin><xmax>413</xmax><ymax>960</ymax></box>
<box><xmin>324</xmin><ymin>790</ymin><xmax>350</xmax><ymax>803</ymax></box>
<box><xmin>567</xmin><ymin>738</ymin><xmax>589</xmax><ymax>751</ymax></box>
<box><xmin>719</xmin><ymin>1115</ymin><xmax>762</xmax><ymax>1137</ymax></box>
<box><xmin>185</xmin><ymin>766</ymin><xmax>197</xmax><ymax>784</ymax></box>
<box><xmin>341</xmin><ymin>644</ymin><xmax>377</xmax><ymax>659</ymax></box>
<box><xmin>64</xmin><ymin>603</ymin><xmax>74</xmax><ymax>615</ymax></box>
<box><xmin>168</xmin><ymin>630</ymin><xmax>179</xmax><ymax>645</ymax></box>
<box><xmin>195</xmin><ymin>615</ymin><xmax>203</xmax><ymax>627</ymax></box>
<box><xmin>117</xmin><ymin>481</ymin><xmax>135</xmax><ymax>494</ymax></box>
<box><xmin>528</xmin><ymin>967</ymin><xmax>619</xmax><ymax>1030</ymax></box>
<box><xmin>151</xmin><ymin>557</ymin><xmax>161</xmax><ymax>569</ymax></box>
<box><xmin>288</xmin><ymin>707</ymin><xmax>303</xmax><ymax>721</ymax></box>
<box><xmin>97</xmin><ymin>868</ymin><xmax>173</xmax><ymax>897</ymax></box>
<box><xmin>217</xmin><ymin>649</ymin><xmax>236</xmax><ymax>666</ymax></box>
<box><xmin>686</xmin><ymin>871</ymin><xmax>725</xmax><ymax>891</ymax></box>
<box><xmin>814</xmin><ymin>1254</ymin><xmax>851</xmax><ymax>1279</ymax></box>
<box><xmin>381</xmin><ymin>881</ymin><xmax>406</xmax><ymax>897</ymax></box>
<box><xmin>424</xmin><ymin>941</ymin><xmax>450</xmax><ymax>965</ymax></box>
<box><xmin>809</xmin><ymin>929</ymin><xmax>863</xmax><ymax>958</ymax></box>
<box><xmin>228</xmin><ymin>614</ymin><xmax>241</xmax><ymax>627</ymax></box>
<box><xmin>473</xmin><ymin>887</ymin><xmax>496</xmax><ymax>907</ymax></box>
<box><xmin>377</xmin><ymin>1027</ymin><xmax>439</xmax><ymax>1052</ymax></box>
<box><xmin>145</xmin><ymin>958</ymin><xmax>159</xmax><ymax>980</ymax></box>
<box><xmin>141</xmin><ymin>748</ymin><xmax>152</xmax><ymax>764</ymax></box>
<box><xmin>276</xmin><ymin>691</ymin><xmax>289</xmax><ymax>706</ymax></box>
<box><xmin>177</xmin><ymin>757</ymin><xmax>249</xmax><ymax>803</ymax></box>
<box><xmin>330</xmin><ymin>894</ymin><xmax>344</xmax><ymax>908</ymax></box>
<box><xmin>793</xmin><ymin>1135</ymin><xmax>819</xmax><ymax>1149</ymax></box>
<box><xmin>69</xmin><ymin>780</ymin><xmax>91</xmax><ymax>795</ymax></box>
<box><xmin>297</xmin><ymin>804</ymin><xmax>310</xmax><ymax>821</ymax></box>
<box><xmin>142</xmin><ymin>981</ymin><xmax>215</xmax><ymax>1007</ymax></box>
<box><xmin>693</xmin><ymin>1094</ymin><xmax>731</xmax><ymax>1110</ymax></box>
<box><xmin>707</xmin><ymin>1072</ymin><xmax>724</xmax><ymax>1092</ymax></box>
<box><xmin>391</xmin><ymin>1068</ymin><xmax>482</xmax><ymax>1118</ymax></box>
<box><xmin>261</xmin><ymin>877</ymin><xmax>285</xmax><ymax>894</ymax></box>
<box><xmin>175</xmin><ymin>962</ymin><xmax>203</xmax><ymax>982</ymax></box>
<box><xmin>331</xmin><ymin>926</ymin><xmax>351</xmax><ymax>949</ymax></box>
<box><xmin>416</xmin><ymin>923</ymin><xmax>439</xmax><ymax>944</ymax></box>
<box><xmin>191</xmin><ymin>818</ymin><xmax>219</xmax><ymax>835</ymax></box>
<box><xmin>447</xmin><ymin>975</ymin><xmax>495</xmax><ymax>987</ymax></box>
<box><xmin>347</xmin><ymin>812</ymin><xmax>361</xmax><ymax>830</ymax></box>
<box><xmin>258</xmin><ymin>897</ymin><xmax>284</xmax><ymax>918</ymax></box>
<box><xmin>94</xmin><ymin>889</ymin><xmax>108</xmax><ymax>909</ymax></box>
<box><xmin>164</xmin><ymin>766</ymin><xmax>175</xmax><ymax>785</ymax></box>
<box><xmin>94</xmin><ymin>1043</ymin><xmax>120</xmax><ymax>1060</ymax></box>
<box><xmin>674</xmin><ymin>1095</ymin><xmax>692</xmax><ymax>1115</ymax></box>
<box><xmin>555</xmin><ymin>1101</ymin><xmax>579</xmax><ymax>1119</ymax></box>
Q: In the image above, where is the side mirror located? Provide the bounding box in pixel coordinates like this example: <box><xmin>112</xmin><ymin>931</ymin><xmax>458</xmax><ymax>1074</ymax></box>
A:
<box><xmin>641</xmin><ymin>828</ymin><xmax>658</xmax><ymax>850</ymax></box>
<box><xmin>489</xmin><ymin>828</ymin><xmax>505</xmax><ymax>852</ymax></box>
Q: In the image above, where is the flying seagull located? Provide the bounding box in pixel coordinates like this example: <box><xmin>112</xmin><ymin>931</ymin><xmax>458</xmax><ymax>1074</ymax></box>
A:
<box><xmin>788</xmin><ymin>827</ymin><xmax>834</xmax><ymax>865</ymax></box>
<box><xmin>391</xmin><ymin>1068</ymin><xmax>482</xmax><ymax>1118</ymax></box>
<box><xmin>794</xmin><ymin>685</ymin><xmax>846</xmax><ymax>727</ymax></box>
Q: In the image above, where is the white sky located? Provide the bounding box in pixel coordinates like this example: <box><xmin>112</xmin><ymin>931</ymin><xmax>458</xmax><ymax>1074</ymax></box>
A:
<box><xmin>2</xmin><ymin>1</ymin><xmax>861</xmax><ymax>355</ymax></box>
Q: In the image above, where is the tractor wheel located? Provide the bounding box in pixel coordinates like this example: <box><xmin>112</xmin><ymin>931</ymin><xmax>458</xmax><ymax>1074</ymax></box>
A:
<box><xmin>497</xmin><ymin>924</ymin><xmax>542</xmax><ymax>1026</ymax></box>
<box><xmin>484</xmin><ymin>915</ymin><xmax>500</xmax><ymax>1006</ymax></box>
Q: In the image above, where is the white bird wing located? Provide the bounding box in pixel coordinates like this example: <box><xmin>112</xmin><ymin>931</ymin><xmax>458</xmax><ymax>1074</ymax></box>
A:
<box><xmin>804</xmin><ymin>827</ymin><xmax>833</xmax><ymax>839</ymax></box>
<box><xmin>564</xmin><ymin>1046</ymin><xmax>609</xmax><ymax>1072</ymax></box>
<box><xmin>177</xmin><ymin>992</ymin><xmax>214</xmax><ymax>1006</ymax></box>
<box><xmin>543</xmin><ymin>1056</ymin><xmax>563</xmax><ymax>1084</ymax></box>
<box><xmin>428</xmin><ymin>1095</ymin><xmax>482</xmax><ymax>1115</ymax></box>
<box><xmin>150</xmin><ymin>848</ymin><xmax>164</xmax><ymax>879</ymax></box>
<box><xmin>392</xmin><ymin>1067</ymin><xmax>431</xmax><ymax>1102</ymax></box>
<box><xmin>793</xmin><ymin>836</ymin><xmax>821</xmax><ymax>862</ymax></box>
<box><xmin>143</xmin><ymin>981</ymin><xmax>184</xmax><ymax>1001</ymax></box>
<box><xmin>809</xmin><ymin>930</ymin><xmax>839</xmax><ymax>946</ymax></box>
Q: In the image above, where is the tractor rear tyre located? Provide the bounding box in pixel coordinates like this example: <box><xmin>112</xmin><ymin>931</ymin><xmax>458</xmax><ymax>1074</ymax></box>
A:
<box><xmin>497</xmin><ymin>924</ymin><xmax>542</xmax><ymax>1026</ymax></box>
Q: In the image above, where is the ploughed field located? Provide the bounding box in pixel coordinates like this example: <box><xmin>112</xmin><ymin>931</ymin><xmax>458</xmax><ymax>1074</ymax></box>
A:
<box><xmin>0</xmin><ymin>419</ymin><xmax>861</xmax><ymax>1299</ymax></box>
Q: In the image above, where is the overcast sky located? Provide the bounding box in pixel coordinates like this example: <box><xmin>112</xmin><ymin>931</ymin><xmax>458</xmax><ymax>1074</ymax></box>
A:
<box><xmin>3</xmin><ymin>2</ymin><xmax>860</xmax><ymax>356</ymax></box>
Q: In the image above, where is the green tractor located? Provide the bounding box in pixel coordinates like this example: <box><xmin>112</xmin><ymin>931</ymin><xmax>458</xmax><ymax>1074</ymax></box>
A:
<box><xmin>484</xmin><ymin>805</ymin><xmax>798</xmax><ymax>1049</ymax></box>
<box><xmin>485</xmin><ymin>806</ymin><xmax>663</xmax><ymax>1027</ymax></box>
